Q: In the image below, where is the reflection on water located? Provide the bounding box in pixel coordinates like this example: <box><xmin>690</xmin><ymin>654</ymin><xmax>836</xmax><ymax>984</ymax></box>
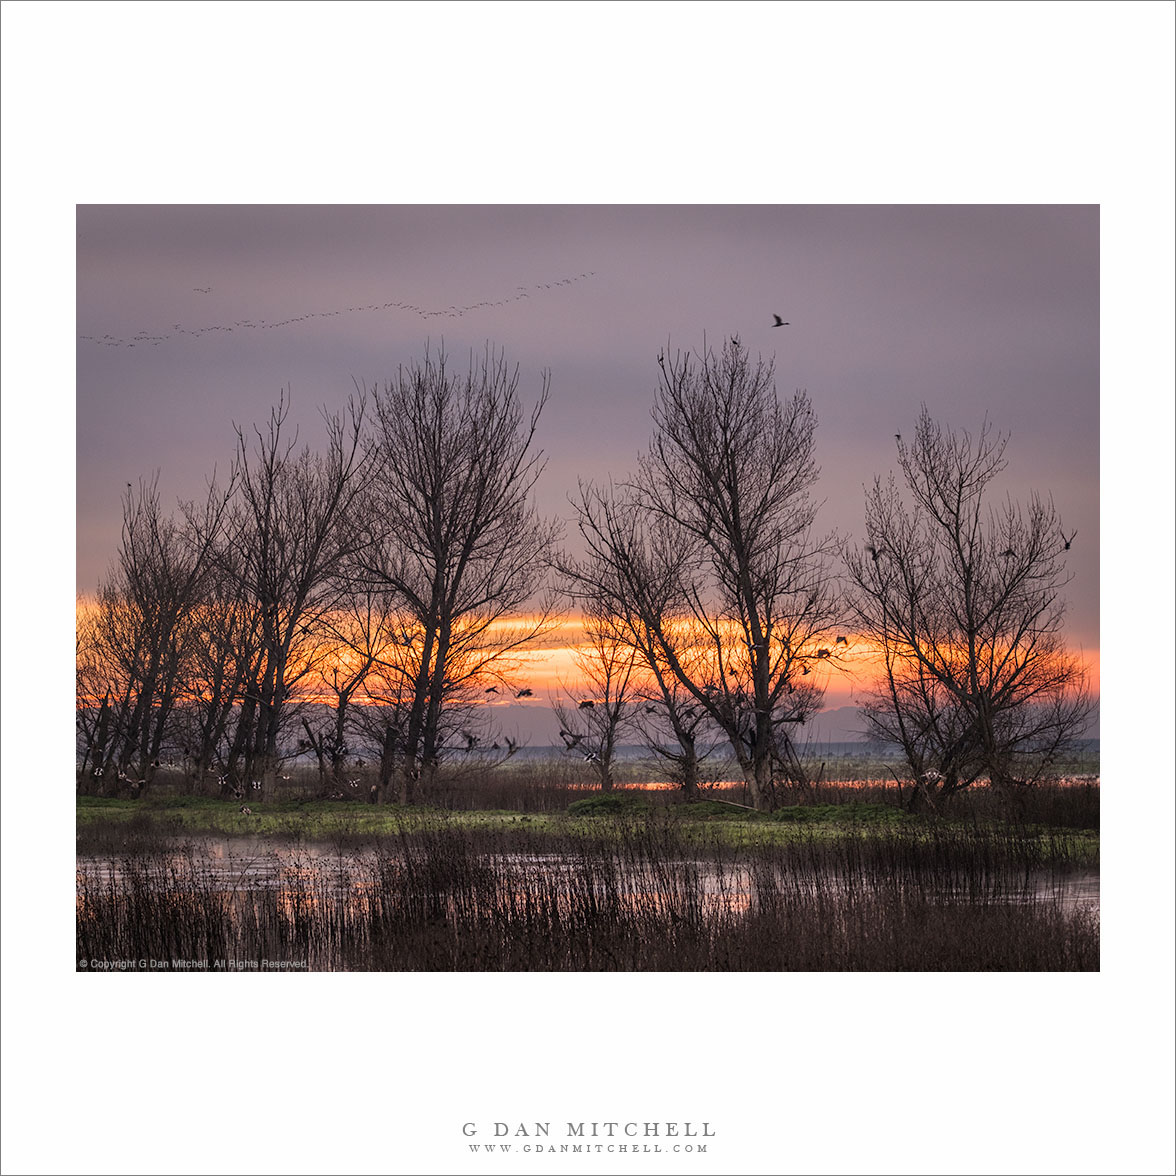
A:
<box><xmin>77</xmin><ymin>839</ymin><xmax>1100</xmax><ymax>921</ymax></box>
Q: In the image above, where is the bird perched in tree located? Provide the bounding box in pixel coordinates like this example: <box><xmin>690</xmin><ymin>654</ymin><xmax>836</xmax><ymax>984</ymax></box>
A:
<box><xmin>771</xmin><ymin>314</ymin><xmax>789</xmax><ymax>327</ymax></box>
<box><xmin>866</xmin><ymin>545</ymin><xmax>881</xmax><ymax>563</ymax></box>
<box><xmin>1060</xmin><ymin>529</ymin><xmax>1077</xmax><ymax>550</ymax></box>
<box><xmin>1000</xmin><ymin>548</ymin><xmax>1016</xmax><ymax>558</ymax></box>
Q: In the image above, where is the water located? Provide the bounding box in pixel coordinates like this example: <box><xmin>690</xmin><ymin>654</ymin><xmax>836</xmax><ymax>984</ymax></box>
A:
<box><xmin>77</xmin><ymin>838</ymin><xmax>1100</xmax><ymax>919</ymax></box>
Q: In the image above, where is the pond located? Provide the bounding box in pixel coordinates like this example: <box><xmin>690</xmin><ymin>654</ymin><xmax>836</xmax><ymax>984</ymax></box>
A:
<box><xmin>77</xmin><ymin>837</ymin><xmax>1100</xmax><ymax>919</ymax></box>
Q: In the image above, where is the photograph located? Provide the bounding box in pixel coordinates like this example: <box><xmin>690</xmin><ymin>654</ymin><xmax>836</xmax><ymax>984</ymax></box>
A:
<box><xmin>73</xmin><ymin>203</ymin><xmax>1102</xmax><ymax>976</ymax></box>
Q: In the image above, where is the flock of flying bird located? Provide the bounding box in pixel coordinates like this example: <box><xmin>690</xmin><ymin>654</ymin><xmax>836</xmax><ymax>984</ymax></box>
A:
<box><xmin>78</xmin><ymin>271</ymin><xmax>597</xmax><ymax>350</ymax></box>
<box><xmin>472</xmin><ymin>629</ymin><xmax>861</xmax><ymax>764</ymax></box>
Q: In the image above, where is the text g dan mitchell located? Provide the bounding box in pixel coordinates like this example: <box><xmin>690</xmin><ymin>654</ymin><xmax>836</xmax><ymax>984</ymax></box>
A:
<box><xmin>462</xmin><ymin>1122</ymin><xmax>714</xmax><ymax>1139</ymax></box>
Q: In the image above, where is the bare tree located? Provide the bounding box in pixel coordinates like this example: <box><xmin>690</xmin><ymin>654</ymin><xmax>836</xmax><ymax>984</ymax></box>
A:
<box><xmin>633</xmin><ymin>682</ymin><xmax>724</xmax><ymax>801</ymax></box>
<box><xmin>339</xmin><ymin>590</ymin><xmax>426</xmax><ymax>801</ymax></box>
<box><xmin>80</xmin><ymin>476</ymin><xmax>231</xmax><ymax>793</ymax></box>
<box><xmin>216</xmin><ymin>392</ymin><xmax>369</xmax><ymax>792</ymax></box>
<box><xmin>845</xmin><ymin>408</ymin><xmax>1095</xmax><ymax>809</ymax></box>
<box><xmin>76</xmin><ymin>604</ymin><xmax>111</xmax><ymax>788</ymax></box>
<box><xmin>565</xmin><ymin>337</ymin><xmax>840</xmax><ymax>810</ymax></box>
<box><xmin>561</xmin><ymin>492</ymin><xmax>715</xmax><ymax>798</ymax></box>
<box><xmin>352</xmin><ymin>346</ymin><xmax>562</xmax><ymax>801</ymax></box>
<box><xmin>296</xmin><ymin>587</ymin><xmax>397</xmax><ymax>796</ymax></box>
<box><xmin>172</xmin><ymin>555</ymin><xmax>262</xmax><ymax>790</ymax></box>
<box><xmin>551</xmin><ymin>607</ymin><xmax>640</xmax><ymax>792</ymax></box>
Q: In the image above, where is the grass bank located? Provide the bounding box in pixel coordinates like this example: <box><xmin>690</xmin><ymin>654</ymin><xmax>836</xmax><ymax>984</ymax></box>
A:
<box><xmin>76</xmin><ymin>793</ymin><xmax>1098</xmax><ymax>863</ymax></box>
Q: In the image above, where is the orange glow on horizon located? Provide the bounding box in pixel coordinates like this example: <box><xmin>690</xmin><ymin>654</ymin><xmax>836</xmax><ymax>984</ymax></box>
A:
<box><xmin>76</xmin><ymin>595</ymin><xmax>1100</xmax><ymax>713</ymax></box>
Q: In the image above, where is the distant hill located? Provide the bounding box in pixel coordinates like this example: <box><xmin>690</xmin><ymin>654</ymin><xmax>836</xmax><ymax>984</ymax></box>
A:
<box><xmin>804</xmin><ymin>705</ymin><xmax>872</xmax><ymax>744</ymax></box>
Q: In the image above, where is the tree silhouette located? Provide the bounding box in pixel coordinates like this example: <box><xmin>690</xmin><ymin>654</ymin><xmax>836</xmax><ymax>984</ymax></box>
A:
<box><xmin>215</xmin><ymin>392</ymin><xmax>369</xmax><ymax>793</ymax></box>
<box><xmin>564</xmin><ymin>337</ymin><xmax>841</xmax><ymax>810</ymax></box>
<box><xmin>550</xmin><ymin>605</ymin><xmax>640</xmax><ymax>792</ymax></box>
<box><xmin>846</xmin><ymin>408</ymin><xmax>1094</xmax><ymax>809</ymax></box>
<box><xmin>351</xmin><ymin>346</ymin><xmax>561</xmax><ymax>801</ymax></box>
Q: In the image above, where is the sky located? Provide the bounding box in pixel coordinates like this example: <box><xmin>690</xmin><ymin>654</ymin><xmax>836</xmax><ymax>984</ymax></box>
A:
<box><xmin>76</xmin><ymin>203</ymin><xmax>1101</xmax><ymax>735</ymax></box>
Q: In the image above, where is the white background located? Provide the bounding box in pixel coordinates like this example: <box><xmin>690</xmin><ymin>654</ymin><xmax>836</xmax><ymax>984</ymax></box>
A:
<box><xmin>2</xmin><ymin>3</ymin><xmax>1174</xmax><ymax>1174</ymax></box>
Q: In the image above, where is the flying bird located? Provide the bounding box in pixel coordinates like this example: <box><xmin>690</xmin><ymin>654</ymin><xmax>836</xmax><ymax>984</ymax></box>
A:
<box><xmin>771</xmin><ymin>314</ymin><xmax>790</xmax><ymax>327</ymax></box>
<box><xmin>835</xmin><ymin>636</ymin><xmax>848</xmax><ymax>646</ymax></box>
<box><xmin>516</xmin><ymin>688</ymin><xmax>533</xmax><ymax>698</ymax></box>
<box><xmin>462</xmin><ymin>731</ymin><xmax>479</xmax><ymax>750</ymax></box>
<box><xmin>559</xmin><ymin>729</ymin><xmax>585</xmax><ymax>750</ymax></box>
<box><xmin>644</xmin><ymin>705</ymin><xmax>658</xmax><ymax>714</ymax></box>
<box><xmin>484</xmin><ymin>686</ymin><xmax>498</xmax><ymax>694</ymax></box>
<box><xmin>578</xmin><ymin>700</ymin><xmax>595</xmax><ymax>710</ymax></box>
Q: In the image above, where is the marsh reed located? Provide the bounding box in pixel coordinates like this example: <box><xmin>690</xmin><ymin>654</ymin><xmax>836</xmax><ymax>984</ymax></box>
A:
<box><xmin>77</xmin><ymin>819</ymin><xmax>1098</xmax><ymax>972</ymax></box>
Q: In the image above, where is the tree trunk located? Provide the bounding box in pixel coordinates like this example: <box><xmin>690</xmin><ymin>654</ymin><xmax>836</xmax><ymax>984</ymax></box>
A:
<box><xmin>398</xmin><ymin>761</ymin><xmax>417</xmax><ymax>806</ymax></box>
<box><xmin>742</xmin><ymin>759</ymin><xmax>775</xmax><ymax>811</ymax></box>
<box><xmin>378</xmin><ymin>723</ymin><xmax>399</xmax><ymax>803</ymax></box>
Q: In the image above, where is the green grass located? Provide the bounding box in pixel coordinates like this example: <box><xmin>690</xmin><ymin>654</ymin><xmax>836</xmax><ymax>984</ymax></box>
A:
<box><xmin>75</xmin><ymin>794</ymin><xmax>1098</xmax><ymax>868</ymax></box>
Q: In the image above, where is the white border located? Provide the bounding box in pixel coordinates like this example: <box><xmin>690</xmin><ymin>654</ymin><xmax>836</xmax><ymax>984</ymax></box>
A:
<box><xmin>3</xmin><ymin>3</ymin><xmax>1173</xmax><ymax>1174</ymax></box>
